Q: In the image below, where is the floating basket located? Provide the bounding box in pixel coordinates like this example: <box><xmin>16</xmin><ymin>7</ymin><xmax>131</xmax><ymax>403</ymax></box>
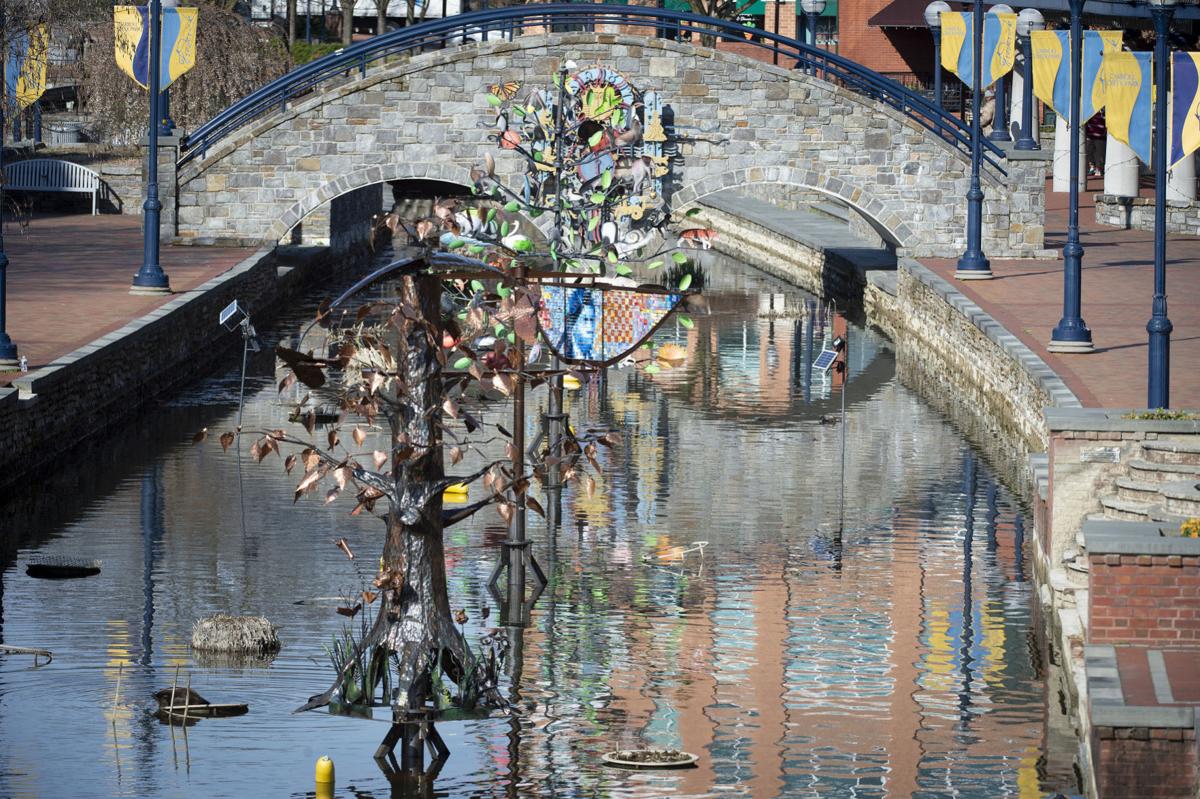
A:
<box><xmin>191</xmin><ymin>614</ymin><xmax>280</xmax><ymax>654</ymax></box>
<box><xmin>601</xmin><ymin>749</ymin><xmax>699</xmax><ymax>769</ymax></box>
<box><xmin>26</xmin><ymin>556</ymin><xmax>101</xmax><ymax>579</ymax></box>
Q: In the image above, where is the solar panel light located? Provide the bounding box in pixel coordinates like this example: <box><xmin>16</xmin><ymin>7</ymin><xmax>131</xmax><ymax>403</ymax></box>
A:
<box><xmin>219</xmin><ymin>300</ymin><xmax>262</xmax><ymax>352</ymax></box>
<box><xmin>831</xmin><ymin>335</ymin><xmax>846</xmax><ymax>351</ymax></box>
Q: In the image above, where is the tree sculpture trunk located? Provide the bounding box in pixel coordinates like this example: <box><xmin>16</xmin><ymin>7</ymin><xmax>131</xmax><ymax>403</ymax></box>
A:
<box><xmin>379</xmin><ymin>274</ymin><xmax>465</xmax><ymax>707</ymax></box>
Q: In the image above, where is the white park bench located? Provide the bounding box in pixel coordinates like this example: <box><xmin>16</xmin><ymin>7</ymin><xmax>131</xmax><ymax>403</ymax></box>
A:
<box><xmin>3</xmin><ymin>158</ymin><xmax>102</xmax><ymax>215</ymax></box>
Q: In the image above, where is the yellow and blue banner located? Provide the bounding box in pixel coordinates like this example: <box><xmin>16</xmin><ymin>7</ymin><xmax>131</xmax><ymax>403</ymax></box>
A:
<box><xmin>940</xmin><ymin>11</ymin><xmax>1018</xmax><ymax>89</ymax></box>
<box><xmin>1170</xmin><ymin>52</ymin><xmax>1200</xmax><ymax>170</ymax></box>
<box><xmin>1031</xmin><ymin>30</ymin><xmax>1122</xmax><ymax>122</ymax></box>
<box><xmin>4</xmin><ymin>25</ymin><xmax>50</xmax><ymax>114</ymax></box>
<box><xmin>1103</xmin><ymin>50</ymin><xmax>1152</xmax><ymax>165</ymax></box>
<box><xmin>114</xmin><ymin>5</ymin><xmax>198</xmax><ymax>91</ymax></box>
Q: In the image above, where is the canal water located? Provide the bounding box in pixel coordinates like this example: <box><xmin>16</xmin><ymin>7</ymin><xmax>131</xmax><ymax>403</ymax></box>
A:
<box><xmin>0</xmin><ymin>251</ymin><xmax>1074</xmax><ymax>798</ymax></box>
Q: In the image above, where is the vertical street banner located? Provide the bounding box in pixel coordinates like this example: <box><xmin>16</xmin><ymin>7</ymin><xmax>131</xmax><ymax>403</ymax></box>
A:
<box><xmin>940</xmin><ymin>11</ymin><xmax>1018</xmax><ymax>89</ymax></box>
<box><xmin>1170</xmin><ymin>52</ymin><xmax>1200</xmax><ymax>170</ymax></box>
<box><xmin>4</xmin><ymin>25</ymin><xmax>50</xmax><ymax>116</ymax></box>
<box><xmin>1031</xmin><ymin>30</ymin><xmax>1122</xmax><ymax>122</ymax></box>
<box><xmin>114</xmin><ymin>5</ymin><xmax>198</xmax><ymax>91</ymax></box>
<box><xmin>1102</xmin><ymin>50</ymin><xmax>1152</xmax><ymax>165</ymax></box>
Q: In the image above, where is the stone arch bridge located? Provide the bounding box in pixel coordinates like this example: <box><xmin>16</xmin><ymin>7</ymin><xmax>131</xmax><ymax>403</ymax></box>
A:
<box><xmin>167</xmin><ymin>5</ymin><xmax>1047</xmax><ymax>260</ymax></box>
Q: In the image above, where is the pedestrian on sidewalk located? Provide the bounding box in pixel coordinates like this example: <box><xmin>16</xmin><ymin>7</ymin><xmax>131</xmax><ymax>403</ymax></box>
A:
<box><xmin>1086</xmin><ymin>110</ymin><xmax>1107</xmax><ymax>178</ymax></box>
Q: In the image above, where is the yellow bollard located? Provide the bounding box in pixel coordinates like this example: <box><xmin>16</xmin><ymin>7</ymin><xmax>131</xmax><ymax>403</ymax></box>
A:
<box><xmin>315</xmin><ymin>755</ymin><xmax>335</xmax><ymax>799</ymax></box>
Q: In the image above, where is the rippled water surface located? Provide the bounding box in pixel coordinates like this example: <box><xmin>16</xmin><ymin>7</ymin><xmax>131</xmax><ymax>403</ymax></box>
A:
<box><xmin>1</xmin><ymin>252</ymin><xmax>1065</xmax><ymax>798</ymax></box>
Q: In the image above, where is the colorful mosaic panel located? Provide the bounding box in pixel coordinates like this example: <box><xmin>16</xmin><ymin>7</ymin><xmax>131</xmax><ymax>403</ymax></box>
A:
<box><xmin>539</xmin><ymin>285</ymin><xmax>682</xmax><ymax>365</ymax></box>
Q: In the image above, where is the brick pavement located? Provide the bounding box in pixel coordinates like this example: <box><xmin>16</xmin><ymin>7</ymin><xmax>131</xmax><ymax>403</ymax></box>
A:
<box><xmin>0</xmin><ymin>213</ymin><xmax>255</xmax><ymax>385</ymax></box>
<box><xmin>922</xmin><ymin>177</ymin><xmax>1200</xmax><ymax>409</ymax></box>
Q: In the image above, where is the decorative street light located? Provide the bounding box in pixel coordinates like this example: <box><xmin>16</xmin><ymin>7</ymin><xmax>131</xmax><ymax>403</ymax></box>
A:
<box><xmin>987</xmin><ymin>4</ymin><xmax>1014</xmax><ymax>143</ymax></box>
<box><xmin>801</xmin><ymin>0</ymin><xmax>826</xmax><ymax>49</ymax></box>
<box><xmin>1014</xmin><ymin>7</ymin><xmax>1044</xmax><ymax>151</ymax></box>
<box><xmin>131</xmin><ymin>0</ymin><xmax>172</xmax><ymax>295</ymax></box>
<box><xmin>924</xmin><ymin>1</ymin><xmax>951</xmax><ymax>109</ymax></box>
<box><xmin>956</xmin><ymin>0</ymin><xmax>991</xmax><ymax>279</ymax></box>
<box><xmin>1146</xmin><ymin>0</ymin><xmax>1182</xmax><ymax>407</ymax></box>
<box><xmin>1048</xmin><ymin>0</ymin><xmax>1092</xmax><ymax>350</ymax></box>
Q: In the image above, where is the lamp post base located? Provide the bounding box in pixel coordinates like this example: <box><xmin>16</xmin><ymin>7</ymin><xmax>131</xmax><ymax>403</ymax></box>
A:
<box><xmin>955</xmin><ymin>268</ymin><xmax>993</xmax><ymax>280</ymax></box>
<box><xmin>0</xmin><ymin>357</ymin><xmax>19</xmax><ymax>369</ymax></box>
<box><xmin>1046</xmin><ymin>339</ymin><xmax>1094</xmax><ymax>353</ymax></box>
<box><xmin>129</xmin><ymin>285</ymin><xmax>173</xmax><ymax>296</ymax></box>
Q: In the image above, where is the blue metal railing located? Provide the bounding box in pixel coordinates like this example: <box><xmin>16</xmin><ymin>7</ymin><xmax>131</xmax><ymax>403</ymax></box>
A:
<box><xmin>179</xmin><ymin>4</ymin><xmax>1005</xmax><ymax>177</ymax></box>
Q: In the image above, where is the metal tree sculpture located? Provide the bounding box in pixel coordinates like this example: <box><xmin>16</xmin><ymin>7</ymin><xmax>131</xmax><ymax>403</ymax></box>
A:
<box><xmin>210</xmin><ymin>60</ymin><xmax>705</xmax><ymax>771</ymax></box>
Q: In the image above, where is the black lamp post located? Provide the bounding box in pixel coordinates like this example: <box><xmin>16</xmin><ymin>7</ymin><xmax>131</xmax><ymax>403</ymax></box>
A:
<box><xmin>1048</xmin><ymin>0</ymin><xmax>1092</xmax><ymax>350</ymax></box>
<box><xmin>131</xmin><ymin>0</ymin><xmax>172</xmax><ymax>295</ymax></box>
<box><xmin>924</xmin><ymin>1</ymin><xmax>950</xmax><ymax>109</ymax></box>
<box><xmin>1146</xmin><ymin>0</ymin><xmax>1181</xmax><ymax>407</ymax></box>
<box><xmin>987</xmin><ymin>4</ymin><xmax>1013</xmax><ymax>143</ymax></box>
<box><xmin>1014</xmin><ymin>7</ymin><xmax>1044</xmax><ymax>151</ymax></box>
<box><xmin>956</xmin><ymin>0</ymin><xmax>991</xmax><ymax>279</ymax></box>
<box><xmin>801</xmin><ymin>0</ymin><xmax>826</xmax><ymax>48</ymax></box>
<box><xmin>0</xmin><ymin>8</ymin><xmax>19</xmax><ymax>367</ymax></box>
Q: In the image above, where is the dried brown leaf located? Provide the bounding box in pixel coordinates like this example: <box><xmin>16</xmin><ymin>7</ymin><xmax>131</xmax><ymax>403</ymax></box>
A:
<box><xmin>328</xmin><ymin>430</ymin><xmax>339</xmax><ymax>449</ymax></box>
<box><xmin>302</xmin><ymin>448</ymin><xmax>320</xmax><ymax>473</ymax></box>
<box><xmin>352</xmin><ymin>426</ymin><xmax>366</xmax><ymax>447</ymax></box>
<box><xmin>335</xmin><ymin>538</ymin><xmax>355</xmax><ymax>559</ymax></box>
<box><xmin>219</xmin><ymin>431</ymin><xmax>235</xmax><ymax>452</ymax></box>
<box><xmin>449</xmin><ymin>446</ymin><xmax>463</xmax><ymax>465</ymax></box>
<box><xmin>372</xmin><ymin>450</ymin><xmax>388</xmax><ymax>470</ymax></box>
<box><xmin>284</xmin><ymin>453</ymin><xmax>297</xmax><ymax>474</ymax></box>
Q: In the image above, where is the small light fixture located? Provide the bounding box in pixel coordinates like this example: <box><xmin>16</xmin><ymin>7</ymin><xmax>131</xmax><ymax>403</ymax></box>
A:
<box><xmin>1016</xmin><ymin>7</ymin><xmax>1045</xmax><ymax>37</ymax></box>
<box><xmin>831</xmin><ymin>335</ymin><xmax>846</xmax><ymax>351</ymax></box>
<box><xmin>219</xmin><ymin>299</ymin><xmax>262</xmax><ymax>352</ymax></box>
<box><xmin>800</xmin><ymin>0</ymin><xmax>827</xmax><ymax>14</ymax></box>
<box><xmin>924</xmin><ymin>0</ymin><xmax>951</xmax><ymax>30</ymax></box>
<box><xmin>988</xmin><ymin>3</ymin><xmax>1015</xmax><ymax>15</ymax></box>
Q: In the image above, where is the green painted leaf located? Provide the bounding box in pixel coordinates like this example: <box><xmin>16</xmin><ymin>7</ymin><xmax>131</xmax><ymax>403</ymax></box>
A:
<box><xmin>447</xmin><ymin>238</ymin><xmax>465</xmax><ymax>249</ymax></box>
<box><xmin>512</xmin><ymin>105</ymin><xmax>526</xmax><ymax>118</ymax></box>
<box><xmin>453</xmin><ymin>357</ymin><xmax>472</xmax><ymax>370</ymax></box>
<box><xmin>607</xmin><ymin>250</ymin><xmax>618</xmax><ymax>263</ymax></box>
<box><xmin>534</xmin><ymin>150</ymin><xmax>543</xmax><ymax>162</ymax></box>
<box><xmin>588</xmin><ymin>130</ymin><xmax>604</xmax><ymax>147</ymax></box>
<box><xmin>530</xmin><ymin>209</ymin><xmax>543</xmax><ymax>218</ymax></box>
<box><xmin>506</xmin><ymin>332</ymin><xmax>516</xmax><ymax>344</ymax></box>
<box><xmin>615</xmin><ymin>264</ymin><xmax>633</xmax><ymax>276</ymax></box>
<box><xmin>600</xmin><ymin>170</ymin><xmax>612</xmax><ymax>190</ymax></box>
<box><xmin>589</xmin><ymin>192</ymin><xmax>605</xmax><ymax>204</ymax></box>
<box><xmin>486</xmin><ymin>94</ymin><xmax>502</xmax><ymax>107</ymax></box>
<box><xmin>504</xmin><ymin>200</ymin><xmax>520</xmax><ymax>212</ymax></box>
<box><xmin>486</xmin><ymin>208</ymin><xmax>497</xmax><ymax>224</ymax></box>
<box><xmin>671</xmin><ymin>251</ymin><xmax>688</xmax><ymax>265</ymax></box>
<box><xmin>494</xmin><ymin>323</ymin><xmax>505</xmax><ymax>335</ymax></box>
<box><xmin>587</xmin><ymin>216</ymin><xmax>599</xmax><ymax>232</ymax></box>
<box><xmin>501</xmin><ymin>221</ymin><xmax>510</xmax><ymax>237</ymax></box>
<box><xmin>513</xmin><ymin>238</ymin><xmax>534</xmax><ymax>252</ymax></box>
<box><xmin>497</xmin><ymin>285</ymin><xmax>511</xmax><ymax>298</ymax></box>
<box><xmin>644</xmin><ymin>363</ymin><xmax>661</xmax><ymax>374</ymax></box>
<box><xmin>678</xmin><ymin>273</ymin><xmax>692</xmax><ymax>291</ymax></box>
<box><xmin>685</xmin><ymin>207</ymin><xmax>702</xmax><ymax>217</ymax></box>
<box><xmin>470</xmin><ymin>280</ymin><xmax>485</xmax><ymax>292</ymax></box>
<box><xmin>679</xmin><ymin>315</ymin><xmax>694</xmax><ymax>329</ymax></box>
<box><xmin>612</xmin><ymin>108</ymin><xmax>623</xmax><ymax>127</ymax></box>
<box><xmin>647</xmin><ymin>260</ymin><xmax>664</xmax><ymax>270</ymax></box>
<box><xmin>468</xmin><ymin>245</ymin><xmax>485</xmax><ymax>254</ymax></box>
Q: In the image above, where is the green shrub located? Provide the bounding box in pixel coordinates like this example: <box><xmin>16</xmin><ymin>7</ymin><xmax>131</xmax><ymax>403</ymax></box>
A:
<box><xmin>291</xmin><ymin>41</ymin><xmax>343</xmax><ymax>65</ymax></box>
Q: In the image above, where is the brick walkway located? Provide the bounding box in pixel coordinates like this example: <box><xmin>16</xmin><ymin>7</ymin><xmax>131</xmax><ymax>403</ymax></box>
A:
<box><xmin>0</xmin><ymin>214</ymin><xmax>255</xmax><ymax>386</ymax></box>
<box><xmin>922</xmin><ymin>177</ymin><xmax>1200</xmax><ymax>409</ymax></box>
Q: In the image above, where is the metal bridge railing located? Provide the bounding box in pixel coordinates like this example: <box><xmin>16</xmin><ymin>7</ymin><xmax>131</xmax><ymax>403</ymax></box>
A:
<box><xmin>179</xmin><ymin>4</ymin><xmax>1006</xmax><ymax>178</ymax></box>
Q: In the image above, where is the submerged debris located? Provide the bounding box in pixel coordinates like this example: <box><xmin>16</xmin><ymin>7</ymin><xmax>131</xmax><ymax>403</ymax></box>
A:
<box><xmin>26</xmin><ymin>556</ymin><xmax>101</xmax><ymax>579</ymax></box>
<box><xmin>602</xmin><ymin>749</ymin><xmax>699</xmax><ymax>769</ymax></box>
<box><xmin>191</xmin><ymin>614</ymin><xmax>281</xmax><ymax>654</ymax></box>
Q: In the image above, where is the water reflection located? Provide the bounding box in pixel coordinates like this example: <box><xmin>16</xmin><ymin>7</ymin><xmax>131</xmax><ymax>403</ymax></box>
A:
<box><xmin>0</xmin><ymin>253</ymin><xmax>1072</xmax><ymax>798</ymax></box>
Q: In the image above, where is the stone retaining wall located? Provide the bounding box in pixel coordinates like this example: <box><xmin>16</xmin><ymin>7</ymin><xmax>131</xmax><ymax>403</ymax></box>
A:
<box><xmin>1091</xmin><ymin>725</ymin><xmax>1198</xmax><ymax>799</ymax></box>
<box><xmin>1095</xmin><ymin>194</ymin><xmax>1200</xmax><ymax>235</ymax></box>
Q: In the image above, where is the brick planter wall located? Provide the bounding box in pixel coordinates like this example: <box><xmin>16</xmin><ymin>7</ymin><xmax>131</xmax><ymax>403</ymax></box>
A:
<box><xmin>1089</xmin><ymin>552</ymin><xmax>1200</xmax><ymax>644</ymax></box>
<box><xmin>1091</xmin><ymin>725</ymin><xmax>1198</xmax><ymax>799</ymax></box>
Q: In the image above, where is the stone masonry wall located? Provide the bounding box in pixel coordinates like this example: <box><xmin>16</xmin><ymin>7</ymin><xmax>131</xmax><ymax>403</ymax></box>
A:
<box><xmin>174</xmin><ymin>33</ymin><xmax>1044</xmax><ymax>258</ymax></box>
<box><xmin>1095</xmin><ymin>194</ymin><xmax>1200</xmax><ymax>236</ymax></box>
<box><xmin>1088</xmin><ymin>553</ymin><xmax>1200</xmax><ymax>644</ymax></box>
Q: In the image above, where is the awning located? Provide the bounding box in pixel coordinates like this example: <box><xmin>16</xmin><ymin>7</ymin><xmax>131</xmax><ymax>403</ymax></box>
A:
<box><xmin>868</xmin><ymin>0</ymin><xmax>959</xmax><ymax>28</ymax></box>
